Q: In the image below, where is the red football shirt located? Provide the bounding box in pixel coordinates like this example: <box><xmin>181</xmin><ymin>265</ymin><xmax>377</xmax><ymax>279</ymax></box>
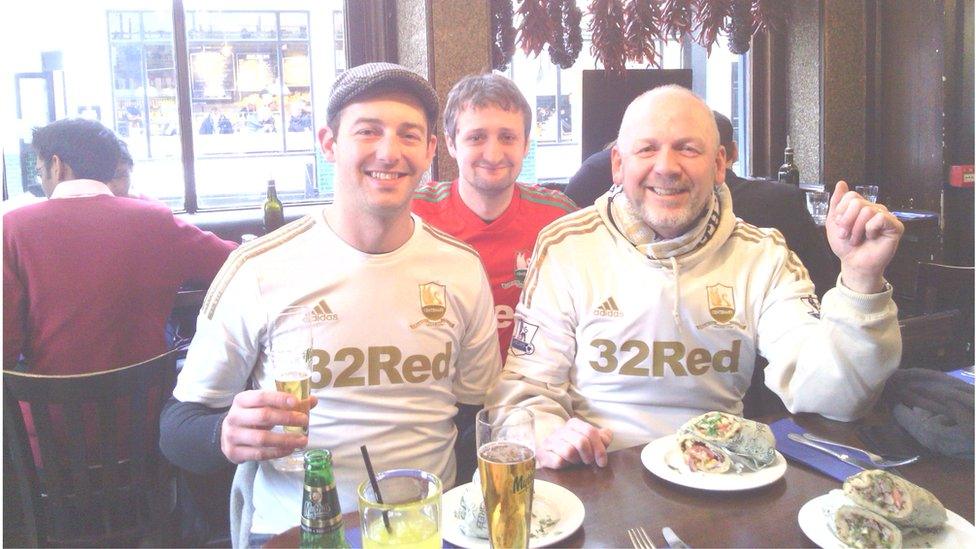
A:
<box><xmin>413</xmin><ymin>180</ymin><xmax>577</xmax><ymax>359</ymax></box>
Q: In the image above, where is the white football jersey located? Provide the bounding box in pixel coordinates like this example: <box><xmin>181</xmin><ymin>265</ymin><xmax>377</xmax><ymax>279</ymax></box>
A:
<box><xmin>175</xmin><ymin>212</ymin><xmax>501</xmax><ymax>532</ymax></box>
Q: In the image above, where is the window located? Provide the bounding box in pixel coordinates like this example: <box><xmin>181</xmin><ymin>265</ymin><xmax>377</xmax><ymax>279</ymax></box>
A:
<box><xmin>1</xmin><ymin>0</ymin><xmax>351</xmax><ymax>212</ymax></box>
<box><xmin>502</xmin><ymin>1</ymin><xmax>750</xmax><ymax>185</ymax></box>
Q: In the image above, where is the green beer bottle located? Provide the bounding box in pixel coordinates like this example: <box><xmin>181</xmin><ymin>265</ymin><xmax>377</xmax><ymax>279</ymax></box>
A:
<box><xmin>300</xmin><ymin>449</ymin><xmax>349</xmax><ymax>548</ymax></box>
<box><xmin>263</xmin><ymin>179</ymin><xmax>285</xmax><ymax>234</ymax></box>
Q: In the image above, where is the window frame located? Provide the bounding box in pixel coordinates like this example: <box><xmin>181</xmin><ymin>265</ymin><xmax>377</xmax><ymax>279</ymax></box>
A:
<box><xmin>164</xmin><ymin>0</ymin><xmax>381</xmax><ymax>213</ymax></box>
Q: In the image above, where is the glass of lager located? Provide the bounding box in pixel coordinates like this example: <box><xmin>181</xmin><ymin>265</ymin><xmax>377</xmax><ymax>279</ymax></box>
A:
<box><xmin>476</xmin><ymin>406</ymin><xmax>535</xmax><ymax>549</ymax></box>
<box><xmin>357</xmin><ymin>469</ymin><xmax>442</xmax><ymax>549</ymax></box>
<box><xmin>267</xmin><ymin>306</ymin><xmax>314</xmax><ymax>472</ymax></box>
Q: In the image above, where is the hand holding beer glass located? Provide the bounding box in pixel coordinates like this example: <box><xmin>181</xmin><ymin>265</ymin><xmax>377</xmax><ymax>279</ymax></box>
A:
<box><xmin>476</xmin><ymin>406</ymin><xmax>535</xmax><ymax>549</ymax></box>
<box><xmin>267</xmin><ymin>306</ymin><xmax>313</xmax><ymax>472</ymax></box>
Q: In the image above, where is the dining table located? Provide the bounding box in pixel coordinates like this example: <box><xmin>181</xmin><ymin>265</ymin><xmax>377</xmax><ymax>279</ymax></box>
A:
<box><xmin>264</xmin><ymin>411</ymin><xmax>974</xmax><ymax>548</ymax></box>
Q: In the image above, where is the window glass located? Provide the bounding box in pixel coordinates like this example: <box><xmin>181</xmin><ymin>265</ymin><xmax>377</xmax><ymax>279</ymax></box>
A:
<box><xmin>1</xmin><ymin>0</ymin><xmax>344</xmax><ymax>211</ymax></box>
<box><xmin>501</xmin><ymin>0</ymin><xmax>749</xmax><ymax>185</ymax></box>
<box><xmin>1</xmin><ymin>2</ymin><xmax>169</xmax><ymax>203</ymax></box>
<box><xmin>108</xmin><ymin>11</ymin><xmax>183</xmax><ymax>207</ymax></box>
<box><xmin>184</xmin><ymin>2</ymin><xmax>341</xmax><ymax>209</ymax></box>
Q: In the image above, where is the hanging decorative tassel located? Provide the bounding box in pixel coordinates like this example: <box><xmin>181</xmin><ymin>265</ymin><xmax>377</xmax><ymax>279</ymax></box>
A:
<box><xmin>751</xmin><ymin>0</ymin><xmax>784</xmax><ymax>33</ymax></box>
<box><xmin>589</xmin><ymin>0</ymin><xmax>628</xmax><ymax>75</ymax></box>
<box><xmin>548</xmin><ymin>0</ymin><xmax>584</xmax><ymax>69</ymax></box>
<box><xmin>694</xmin><ymin>0</ymin><xmax>732</xmax><ymax>55</ymax></box>
<box><xmin>491</xmin><ymin>0</ymin><xmax>517</xmax><ymax>71</ymax></box>
<box><xmin>660</xmin><ymin>0</ymin><xmax>695</xmax><ymax>42</ymax></box>
<box><xmin>516</xmin><ymin>0</ymin><xmax>554</xmax><ymax>57</ymax></box>
<box><xmin>623</xmin><ymin>0</ymin><xmax>664</xmax><ymax>67</ymax></box>
<box><xmin>727</xmin><ymin>0</ymin><xmax>753</xmax><ymax>54</ymax></box>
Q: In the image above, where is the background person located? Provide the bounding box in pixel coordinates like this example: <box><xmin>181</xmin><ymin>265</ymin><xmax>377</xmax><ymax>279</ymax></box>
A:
<box><xmin>488</xmin><ymin>85</ymin><xmax>904</xmax><ymax>469</ymax></box>
<box><xmin>199</xmin><ymin>107</ymin><xmax>234</xmax><ymax>135</ymax></box>
<box><xmin>413</xmin><ymin>73</ymin><xmax>577</xmax><ymax>359</ymax></box>
<box><xmin>160</xmin><ymin>63</ymin><xmax>502</xmax><ymax>542</ymax></box>
<box><xmin>3</xmin><ymin>118</ymin><xmax>236</xmax><ymax>375</ymax></box>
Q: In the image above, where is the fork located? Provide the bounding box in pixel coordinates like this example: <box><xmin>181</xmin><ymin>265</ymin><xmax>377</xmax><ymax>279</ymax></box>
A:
<box><xmin>628</xmin><ymin>526</ymin><xmax>657</xmax><ymax>549</ymax></box>
<box><xmin>801</xmin><ymin>432</ymin><xmax>919</xmax><ymax>467</ymax></box>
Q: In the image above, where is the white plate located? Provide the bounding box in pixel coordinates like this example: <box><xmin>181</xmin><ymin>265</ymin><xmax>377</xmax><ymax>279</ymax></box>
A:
<box><xmin>442</xmin><ymin>480</ymin><xmax>585</xmax><ymax>549</ymax></box>
<box><xmin>640</xmin><ymin>434</ymin><xmax>787</xmax><ymax>491</ymax></box>
<box><xmin>798</xmin><ymin>492</ymin><xmax>976</xmax><ymax>548</ymax></box>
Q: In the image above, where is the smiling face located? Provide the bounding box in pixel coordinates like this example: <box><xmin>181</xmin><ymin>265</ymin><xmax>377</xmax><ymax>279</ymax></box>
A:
<box><xmin>611</xmin><ymin>88</ymin><xmax>726</xmax><ymax>239</ymax></box>
<box><xmin>320</xmin><ymin>91</ymin><xmax>436</xmax><ymax>219</ymax></box>
<box><xmin>448</xmin><ymin>105</ymin><xmax>528</xmax><ymax>197</ymax></box>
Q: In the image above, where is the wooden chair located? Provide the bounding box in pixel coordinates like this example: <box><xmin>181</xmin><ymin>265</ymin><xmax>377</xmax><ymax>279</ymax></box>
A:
<box><xmin>915</xmin><ymin>261</ymin><xmax>974</xmax><ymax>364</ymax></box>
<box><xmin>3</xmin><ymin>349</ymin><xmax>180</xmax><ymax>547</ymax></box>
<box><xmin>898</xmin><ymin>309</ymin><xmax>963</xmax><ymax>370</ymax></box>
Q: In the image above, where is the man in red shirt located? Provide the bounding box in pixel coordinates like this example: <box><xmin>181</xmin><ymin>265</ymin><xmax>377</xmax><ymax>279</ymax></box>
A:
<box><xmin>3</xmin><ymin>118</ymin><xmax>236</xmax><ymax>374</ymax></box>
<box><xmin>413</xmin><ymin>74</ymin><xmax>576</xmax><ymax>359</ymax></box>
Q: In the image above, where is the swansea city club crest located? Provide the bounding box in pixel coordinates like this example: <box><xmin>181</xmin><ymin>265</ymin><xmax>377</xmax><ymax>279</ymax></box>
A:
<box><xmin>501</xmin><ymin>251</ymin><xmax>530</xmax><ymax>289</ymax></box>
<box><xmin>411</xmin><ymin>282</ymin><xmax>455</xmax><ymax>328</ymax></box>
<box><xmin>706</xmin><ymin>284</ymin><xmax>735</xmax><ymax>324</ymax></box>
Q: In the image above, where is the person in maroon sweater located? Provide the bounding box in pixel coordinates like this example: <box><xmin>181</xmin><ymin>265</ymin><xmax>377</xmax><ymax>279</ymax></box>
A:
<box><xmin>3</xmin><ymin>118</ymin><xmax>237</xmax><ymax>374</ymax></box>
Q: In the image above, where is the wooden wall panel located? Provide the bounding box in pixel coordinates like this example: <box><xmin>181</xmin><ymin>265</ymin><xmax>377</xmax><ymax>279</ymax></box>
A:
<box><xmin>876</xmin><ymin>0</ymin><xmax>945</xmax><ymax>212</ymax></box>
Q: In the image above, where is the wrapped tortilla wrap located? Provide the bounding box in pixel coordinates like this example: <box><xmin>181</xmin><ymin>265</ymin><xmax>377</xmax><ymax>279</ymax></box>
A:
<box><xmin>677</xmin><ymin>436</ymin><xmax>733</xmax><ymax>473</ymax></box>
<box><xmin>677</xmin><ymin>411</ymin><xmax>776</xmax><ymax>472</ymax></box>
<box><xmin>822</xmin><ymin>493</ymin><xmax>903</xmax><ymax>549</ymax></box>
<box><xmin>843</xmin><ymin>470</ymin><xmax>947</xmax><ymax>530</ymax></box>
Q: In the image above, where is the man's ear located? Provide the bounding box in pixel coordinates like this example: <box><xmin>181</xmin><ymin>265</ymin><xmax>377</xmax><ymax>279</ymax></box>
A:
<box><xmin>425</xmin><ymin>134</ymin><xmax>438</xmax><ymax>165</ymax></box>
<box><xmin>714</xmin><ymin>145</ymin><xmax>727</xmax><ymax>186</ymax></box>
<box><xmin>445</xmin><ymin>134</ymin><xmax>458</xmax><ymax>160</ymax></box>
<box><xmin>319</xmin><ymin>126</ymin><xmax>337</xmax><ymax>162</ymax></box>
<box><xmin>49</xmin><ymin>154</ymin><xmax>74</xmax><ymax>182</ymax></box>
<box><xmin>610</xmin><ymin>146</ymin><xmax>623</xmax><ymax>186</ymax></box>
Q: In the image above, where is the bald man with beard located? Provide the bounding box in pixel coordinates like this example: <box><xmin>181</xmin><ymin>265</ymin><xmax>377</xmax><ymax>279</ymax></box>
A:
<box><xmin>488</xmin><ymin>85</ymin><xmax>905</xmax><ymax>469</ymax></box>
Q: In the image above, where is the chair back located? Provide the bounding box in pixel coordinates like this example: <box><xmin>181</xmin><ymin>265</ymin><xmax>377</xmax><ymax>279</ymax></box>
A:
<box><xmin>915</xmin><ymin>261</ymin><xmax>974</xmax><ymax>363</ymax></box>
<box><xmin>3</xmin><ymin>349</ymin><xmax>179</xmax><ymax>547</ymax></box>
<box><xmin>898</xmin><ymin>309</ymin><xmax>963</xmax><ymax>370</ymax></box>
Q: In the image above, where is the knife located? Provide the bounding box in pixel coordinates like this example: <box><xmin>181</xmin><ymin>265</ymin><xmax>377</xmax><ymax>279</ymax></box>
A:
<box><xmin>662</xmin><ymin>527</ymin><xmax>690</xmax><ymax>549</ymax></box>
<box><xmin>787</xmin><ymin>433</ymin><xmax>879</xmax><ymax>471</ymax></box>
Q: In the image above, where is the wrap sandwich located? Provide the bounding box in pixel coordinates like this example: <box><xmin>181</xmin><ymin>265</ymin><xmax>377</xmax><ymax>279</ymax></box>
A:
<box><xmin>828</xmin><ymin>502</ymin><xmax>903</xmax><ymax>549</ymax></box>
<box><xmin>677</xmin><ymin>411</ymin><xmax>777</xmax><ymax>473</ymax></box>
<box><xmin>842</xmin><ymin>470</ymin><xmax>947</xmax><ymax>530</ymax></box>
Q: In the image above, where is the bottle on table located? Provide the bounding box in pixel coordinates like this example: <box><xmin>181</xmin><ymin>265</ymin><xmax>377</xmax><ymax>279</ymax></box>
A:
<box><xmin>263</xmin><ymin>179</ymin><xmax>285</xmax><ymax>234</ymax></box>
<box><xmin>300</xmin><ymin>449</ymin><xmax>349</xmax><ymax>549</ymax></box>
<box><xmin>777</xmin><ymin>137</ymin><xmax>800</xmax><ymax>187</ymax></box>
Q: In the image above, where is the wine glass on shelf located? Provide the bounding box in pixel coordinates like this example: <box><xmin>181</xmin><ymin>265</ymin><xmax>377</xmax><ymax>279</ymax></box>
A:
<box><xmin>267</xmin><ymin>306</ymin><xmax>313</xmax><ymax>473</ymax></box>
<box><xmin>475</xmin><ymin>405</ymin><xmax>535</xmax><ymax>549</ymax></box>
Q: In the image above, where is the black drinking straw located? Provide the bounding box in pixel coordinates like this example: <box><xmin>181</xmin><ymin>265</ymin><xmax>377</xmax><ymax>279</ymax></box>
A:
<box><xmin>360</xmin><ymin>445</ymin><xmax>392</xmax><ymax>533</ymax></box>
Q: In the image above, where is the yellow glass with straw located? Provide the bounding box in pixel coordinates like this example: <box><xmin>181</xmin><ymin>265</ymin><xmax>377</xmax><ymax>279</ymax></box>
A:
<box><xmin>358</xmin><ymin>446</ymin><xmax>442</xmax><ymax>549</ymax></box>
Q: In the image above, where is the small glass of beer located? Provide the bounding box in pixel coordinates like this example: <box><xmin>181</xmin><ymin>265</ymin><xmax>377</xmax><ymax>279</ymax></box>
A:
<box><xmin>267</xmin><ymin>306</ymin><xmax>313</xmax><ymax>472</ymax></box>
<box><xmin>476</xmin><ymin>406</ymin><xmax>535</xmax><ymax>549</ymax></box>
<box><xmin>357</xmin><ymin>469</ymin><xmax>442</xmax><ymax>549</ymax></box>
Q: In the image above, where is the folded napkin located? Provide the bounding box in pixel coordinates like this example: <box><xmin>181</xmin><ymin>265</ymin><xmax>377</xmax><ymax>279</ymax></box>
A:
<box><xmin>947</xmin><ymin>367</ymin><xmax>975</xmax><ymax>385</ymax></box>
<box><xmin>882</xmin><ymin>368</ymin><xmax>975</xmax><ymax>459</ymax></box>
<box><xmin>769</xmin><ymin>418</ymin><xmax>860</xmax><ymax>481</ymax></box>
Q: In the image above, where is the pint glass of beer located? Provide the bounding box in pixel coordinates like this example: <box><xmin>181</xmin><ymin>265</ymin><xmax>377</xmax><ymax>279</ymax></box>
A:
<box><xmin>475</xmin><ymin>406</ymin><xmax>535</xmax><ymax>549</ymax></box>
<box><xmin>267</xmin><ymin>306</ymin><xmax>314</xmax><ymax>472</ymax></box>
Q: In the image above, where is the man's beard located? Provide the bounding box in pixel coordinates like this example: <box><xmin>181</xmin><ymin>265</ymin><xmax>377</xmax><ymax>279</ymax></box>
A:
<box><xmin>624</xmin><ymin>191</ymin><xmax>711</xmax><ymax>240</ymax></box>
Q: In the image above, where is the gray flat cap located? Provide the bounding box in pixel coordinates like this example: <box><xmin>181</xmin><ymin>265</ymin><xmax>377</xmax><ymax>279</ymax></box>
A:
<box><xmin>326</xmin><ymin>62</ymin><xmax>439</xmax><ymax>130</ymax></box>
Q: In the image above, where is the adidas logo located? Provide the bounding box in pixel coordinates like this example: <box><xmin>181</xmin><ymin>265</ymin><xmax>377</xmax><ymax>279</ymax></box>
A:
<box><xmin>593</xmin><ymin>297</ymin><xmax>623</xmax><ymax>317</ymax></box>
<box><xmin>310</xmin><ymin>299</ymin><xmax>338</xmax><ymax>321</ymax></box>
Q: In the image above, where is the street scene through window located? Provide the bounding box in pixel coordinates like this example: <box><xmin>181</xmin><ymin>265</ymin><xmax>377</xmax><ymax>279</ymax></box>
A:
<box><xmin>1</xmin><ymin>0</ymin><xmax>344</xmax><ymax>211</ymax></box>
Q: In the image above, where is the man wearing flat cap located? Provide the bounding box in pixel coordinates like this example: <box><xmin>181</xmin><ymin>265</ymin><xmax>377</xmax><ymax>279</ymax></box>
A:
<box><xmin>161</xmin><ymin>63</ymin><xmax>501</xmax><ymax>540</ymax></box>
